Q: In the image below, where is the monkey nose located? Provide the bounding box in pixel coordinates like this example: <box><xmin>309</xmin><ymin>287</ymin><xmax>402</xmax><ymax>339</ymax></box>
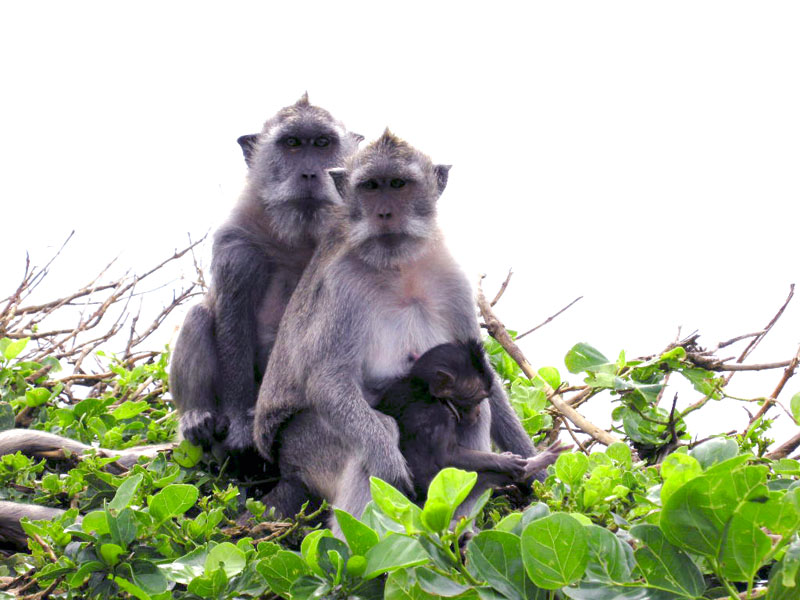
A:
<box><xmin>301</xmin><ymin>173</ymin><xmax>317</xmax><ymax>180</ymax></box>
<box><xmin>377</xmin><ymin>211</ymin><xmax>392</xmax><ymax>220</ymax></box>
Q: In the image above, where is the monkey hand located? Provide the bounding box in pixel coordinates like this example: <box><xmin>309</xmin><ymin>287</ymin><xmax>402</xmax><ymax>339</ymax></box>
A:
<box><xmin>496</xmin><ymin>452</ymin><xmax>530</xmax><ymax>482</ymax></box>
<box><xmin>523</xmin><ymin>440</ymin><xmax>573</xmax><ymax>480</ymax></box>
<box><xmin>220</xmin><ymin>411</ymin><xmax>255</xmax><ymax>454</ymax></box>
<box><xmin>180</xmin><ymin>410</ymin><xmax>230</xmax><ymax>450</ymax></box>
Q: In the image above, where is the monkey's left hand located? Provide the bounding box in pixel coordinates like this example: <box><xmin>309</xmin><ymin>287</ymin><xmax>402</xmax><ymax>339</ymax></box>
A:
<box><xmin>523</xmin><ymin>440</ymin><xmax>573</xmax><ymax>480</ymax></box>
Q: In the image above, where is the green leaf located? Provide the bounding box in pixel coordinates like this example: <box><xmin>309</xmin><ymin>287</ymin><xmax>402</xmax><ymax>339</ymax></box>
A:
<box><xmin>416</xmin><ymin>567</ymin><xmax>473</xmax><ymax>597</ymax></box>
<box><xmin>257</xmin><ymin>550</ymin><xmax>310</xmax><ymax>598</ymax></box>
<box><xmin>385</xmin><ymin>569</ymin><xmax>439</xmax><ymax>600</ymax></box>
<box><xmin>690</xmin><ymin>437</ymin><xmax>739</xmax><ymax>469</ymax></box>
<box><xmin>109</xmin><ymin>473</ymin><xmax>143</xmax><ymax>511</ymax></box>
<box><xmin>555</xmin><ymin>452</ymin><xmax>589</xmax><ymax>489</ymax></box>
<box><xmin>25</xmin><ymin>387</ymin><xmax>51</xmax><ymax>407</ymax></box>
<box><xmin>108</xmin><ymin>507</ymin><xmax>137</xmax><ymax>548</ymax></box>
<box><xmin>111</xmin><ymin>400</ymin><xmax>148</xmax><ymax>420</ymax></box>
<box><xmin>3</xmin><ymin>337</ymin><xmax>29</xmax><ymax>360</ymax></box>
<box><xmin>583</xmin><ymin>525</ymin><xmax>633</xmax><ymax>584</ymax></box>
<box><xmin>172</xmin><ymin>439</ymin><xmax>203</xmax><ymax>468</ymax></box>
<box><xmin>562</xmin><ymin>581</ymin><xmax>681</xmax><ymax>600</ymax></box>
<box><xmin>363</xmin><ymin>534</ymin><xmax>430</xmax><ymax>580</ymax></box>
<box><xmin>130</xmin><ymin>560</ymin><xmax>169</xmax><ymax>595</ymax></box>
<box><xmin>466</xmin><ymin>530</ymin><xmax>547</xmax><ymax>600</ymax></box>
<box><xmin>766</xmin><ymin>539</ymin><xmax>800</xmax><ymax>600</ymax></box>
<box><xmin>420</xmin><ymin>498</ymin><xmax>451</xmax><ymax>534</ymax></box>
<box><xmin>605</xmin><ymin>442</ymin><xmax>632</xmax><ymax>468</ymax></box>
<box><xmin>718</xmin><ymin>508</ymin><xmax>772</xmax><ymax>582</ymax></box>
<box><xmin>537</xmin><ymin>366</ymin><xmax>561</xmax><ymax>390</ymax></box>
<box><xmin>791</xmin><ymin>392</ymin><xmax>800</xmax><ymax>424</ymax></box>
<box><xmin>370</xmin><ymin>476</ymin><xmax>423</xmax><ymax>533</ymax></box>
<box><xmin>334</xmin><ymin>509</ymin><xmax>380</xmax><ymax>556</ymax></box>
<box><xmin>148</xmin><ymin>483</ymin><xmax>199</xmax><ymax>523</ymax></box>
<box><xmin>113</xmin><ymin>577</ymin><xmax>152</xmax><ymax>600</ymax></box>
<box><xmin>565</xmin><ymin>343</ymin><xmax>611</xmax><ymax>374</ymax></box>
<box><xmin>630</xmin><ymin>524</ymin><xmax>704</xmax><ymax>598</ymax></box>
<box><xmin>300</xmin><ymin>529</ymin><xmax>334</xmax><ymax>577</ymax></box>
<box><xmin>660</xmin><ymin>453</ymin><xmax>702</xmax><ymax>504</ymax></box>
<box><xmin>206</xmin><ymin>541</ymin><xmax>246</xmax><ymax>578</ymax></box>
<box><xmin>660</xmin><ymin>465</ymin><xmax>769</xmax><ymax>558</ymax></box>
<box><xmin>424</xmin><ymin>467</ymin><xmax>477</xmax><ymax>532</ymax></box>
<box><xmin>521</xmin><ymin>513</ymin><xmax>589</xmax><ymax>589</ymax></box>
<box><xmin>67</xmin><ymin>560</ymin><xmax>104</xmax><ymax>588</ymax></box>
<box><xmin>82</xmin><ymin>510</ymin><xmax>110</xmax><ymax>535</ymax></box>
<box><xmin>159</xmin><ymin>546</ymin><xmax>208</xmax><ymax>584</ymax></box>
<box><xmin>289</xmin><ymin>574</ymin><xmax>331</xmax><ymax>599</ymax></box>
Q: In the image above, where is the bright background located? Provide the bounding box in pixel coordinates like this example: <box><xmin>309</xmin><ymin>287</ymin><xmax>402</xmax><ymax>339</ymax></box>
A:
<box><xmin>1</xmin><ymin>2</ymin><xmax>798</xmax><ymax>443</ymax></box>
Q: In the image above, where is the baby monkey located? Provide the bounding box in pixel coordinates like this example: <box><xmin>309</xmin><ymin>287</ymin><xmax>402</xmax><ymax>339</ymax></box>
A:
<box><xmin>376</xmin><ymin>340</ymin><xmax>571</xmax><ymax>500</ymax></box>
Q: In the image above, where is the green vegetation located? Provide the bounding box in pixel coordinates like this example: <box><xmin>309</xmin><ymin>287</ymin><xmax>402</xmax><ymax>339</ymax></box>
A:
<box><xmin>1</xmin><ymin>248</ymin><xmax>798</xmax><ymax>598</ymax></box>
<box><xmin>1</xmin><ymin>332</ymin><xmax>799</xmax><ymax>600</ymax></box>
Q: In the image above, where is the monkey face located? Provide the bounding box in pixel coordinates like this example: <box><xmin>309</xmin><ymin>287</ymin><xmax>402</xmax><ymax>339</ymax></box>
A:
<box><xmin>239</xmin><ymin>95</ymin><xmax>362</xmax><ymax>244</ymax></box>
<box><xmin>329</xmin><ymin>130</ymin><xmax>450</xmax><ymax>269</ymax></box>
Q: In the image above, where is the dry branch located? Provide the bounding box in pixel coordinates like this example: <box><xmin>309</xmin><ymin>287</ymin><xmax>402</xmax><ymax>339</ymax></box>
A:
<box><xmin>0</xmin><ymin>235</ymin><xmax>207</xmax><ymax>405</ymax></box>
<box><xmin>476</xmin><ymin>275</ymin><xmax>621</xmax><ymax>448</ymax></box>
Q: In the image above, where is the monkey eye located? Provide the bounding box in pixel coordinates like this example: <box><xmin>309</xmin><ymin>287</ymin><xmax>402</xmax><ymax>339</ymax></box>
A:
<box><xmin>285</xmin><ymin>137</ymin><xmax>302</xmax><ymax>147</ymax></box>
<box><xmin>314</xmin><ymin>136</ymin><xmax>330</xmax><ymax>147</ymax></box>
<box><xmin>389</xmin><ymin>178</ymin><xmax>406</xmax><ymax>189</ymax></box>
<box><xmin>361</xmin><ymin>179</ymin><xmax>379</xmax><ymax>190</ymax></box>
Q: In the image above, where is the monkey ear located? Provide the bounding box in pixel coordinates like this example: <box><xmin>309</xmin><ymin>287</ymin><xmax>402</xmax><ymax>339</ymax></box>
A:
<box><xmin>430</xmin><ymin>369</ymin><xmax>455</xmax><ymax>398</ymax></box>
<box><xmin>351</xmin><ymin>132</ymin><xmax>365</xmax><ymax>144</ymax></box>
<box><xmin>434</xmin><ymin>164</ymin><xmax>451</xmax><ymax>196</ymax></box>
<box><xmin>327</xmin><ymin>168</ymin><xmax>348</xmax><ymax>198</ymax></box>
<box><xmin>237</xmin><ymin>134</ymin><xmax>259</xmax><ymax>168</ymax></box>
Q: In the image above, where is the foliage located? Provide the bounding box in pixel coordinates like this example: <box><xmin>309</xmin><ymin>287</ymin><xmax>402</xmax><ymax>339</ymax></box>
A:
<box><xmin>1</xmin><ymin>331</ymin><xmax>799</xmax><ymax>599</ymax></box>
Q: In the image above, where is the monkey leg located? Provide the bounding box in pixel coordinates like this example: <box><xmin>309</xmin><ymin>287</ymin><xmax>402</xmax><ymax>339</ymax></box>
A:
<box><xmin>261</xmin><ymin>477</ymin><xmax>318</xmax><ymax>520</ymax></box>
<box><xmin>170</xmin><ymin>303</ymin><xmax>228</xmax><ymax>449</ymax></box>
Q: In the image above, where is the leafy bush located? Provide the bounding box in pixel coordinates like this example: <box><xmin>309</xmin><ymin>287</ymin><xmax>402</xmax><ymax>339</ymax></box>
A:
<box><xmin>1</xmin><ymin>332</ymin><xmax>798</xmax><ymax>600</ymax></box>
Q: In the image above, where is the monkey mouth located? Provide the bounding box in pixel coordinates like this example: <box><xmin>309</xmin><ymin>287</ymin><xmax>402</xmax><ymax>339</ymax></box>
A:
<box><xmin>373</xmin><ymin>232</ymin><xmax>410</xmax><ymax>249</ymax></box>
<box><xmin>288</xmin><ymin>197</ymin><xmax>333</xmax><ymax>218</ymax></box>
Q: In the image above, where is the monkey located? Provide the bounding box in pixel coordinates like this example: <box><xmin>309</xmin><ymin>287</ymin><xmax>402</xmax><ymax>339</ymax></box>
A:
<box><xmin>375</xmin><ymin>340</ymin><xmax>571</xmax><ymax>501</ymax></box>
<box><xmin>253</xmin><ymin>129</ymin><xmax>542</xmax><ymax>522</ymax></box>
<box><xmin>170</xmin><ymin>94</ymin><xmax>363</xmax><ymax>459</ymax></box>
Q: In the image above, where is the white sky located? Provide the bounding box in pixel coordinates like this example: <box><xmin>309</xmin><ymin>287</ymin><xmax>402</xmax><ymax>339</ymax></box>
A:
<box><xmin>1</xmin><ymin>2</ymin><xmax>798</xmax><ymax>443</ymax></box>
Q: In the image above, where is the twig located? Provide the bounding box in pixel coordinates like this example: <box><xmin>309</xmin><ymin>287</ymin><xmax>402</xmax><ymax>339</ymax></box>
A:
<box><xmin>767</xmin><ymin>432</ymin><xmax>800</xmax><ymax>460</ymax></box>
<box><xmin>516</xmin><ymin>295</ymin><xmax>583</xmax><ymax>340</ymax></box>
<box><xmin>490</xmin><ymin>269</ymin><xmax>513</xmax><ymax>307</ymax></box>
<box><xmin>725</xmin><ymin>284</ymin><xmax>794</xmax><ymax>384</ymax></box>
<box><xmin>477</xmin><ymin>275</ymin><xmax>621</xmax><ymax>447</ymax></box>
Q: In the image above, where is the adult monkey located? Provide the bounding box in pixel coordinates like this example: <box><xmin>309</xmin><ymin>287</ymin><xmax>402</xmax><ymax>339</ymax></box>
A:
<box><xmin>254</xmin><ymin>130</ymin><xmax>538</xmax><ymax>519</ymax></box>
<box><xmin>171</xmin><ymin>93</ymin><xmax>363</xmax><ymax>457</ymax></box>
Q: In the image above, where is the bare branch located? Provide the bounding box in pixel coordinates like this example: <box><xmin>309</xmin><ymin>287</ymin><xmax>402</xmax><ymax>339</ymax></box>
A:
<box><xmin>516</xmin><ymin>296</ymin><xmax>583</xmax><ymax>340</ymax></box>
<box><xmin>477</xmin><ymin>275</ymin><xmax>621</xmax><ymax>448</ymax></box>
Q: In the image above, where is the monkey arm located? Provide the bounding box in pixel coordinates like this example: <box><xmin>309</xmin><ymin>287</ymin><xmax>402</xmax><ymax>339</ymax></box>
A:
<box><xmin>306</xmin><ymin>367</ymin><xmax>413</xmax><ymax>494</ymax></box>
<box><xmin>209</xmin><ymin>237</ymin><xmax>271</xmax><ymax>451</ymax></box>
<box><xmin>487</xmin><ymin>372</ymin><xmax>536</xmax><ymax>458</ymax></box>
<box><xmin>447</xmin><ymin>447</ymin><xmax>528</xmax><ymax>480</ymax></box>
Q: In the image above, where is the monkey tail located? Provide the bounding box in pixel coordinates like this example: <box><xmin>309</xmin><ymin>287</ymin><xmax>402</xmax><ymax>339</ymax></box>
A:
<box><xmin>0</xmin><ymin>501</ymin><xmax>69</xmax><ymax>552</ymax></box>
<box><xmin>0</xmin><ymin>429</ymin><xmax>175</xmax><ymax>470</ymax></box>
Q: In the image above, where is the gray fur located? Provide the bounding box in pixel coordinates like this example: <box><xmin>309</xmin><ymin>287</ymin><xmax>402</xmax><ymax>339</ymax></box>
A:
<box><xmin>0</xmin><ymin>501</ymin><xmax>68</xmax><ymax>551</ymax></box>
<box><xmin>0</xmin><ymin>429</ymin><xmax>173</xmax><ymax>471</ymax></box>
<box><xmin>254</xmin><ymin>131</ymin><xmax>536</xmax><ymax>523</ymax></box>
<box><xmin>170</xmin><ymin>95</ymin><xmax>361</xmax><ymax>456</ymax></box>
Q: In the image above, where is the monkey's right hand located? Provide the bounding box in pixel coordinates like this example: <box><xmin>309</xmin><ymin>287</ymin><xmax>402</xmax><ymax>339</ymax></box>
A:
<box><xmin>179</xmin><ymin>410</ymin><xmax>230</xmax><ymax>450</ymax></box>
